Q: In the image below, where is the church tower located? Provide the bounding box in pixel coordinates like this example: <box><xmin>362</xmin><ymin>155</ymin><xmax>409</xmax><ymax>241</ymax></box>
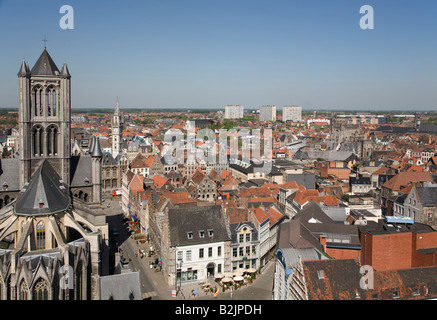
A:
<box><xmin>111</xmin><ymin>97</ymin><xmax>122</xmax><ymax>159</ymax></box>
<box><xmin>18</xmin><ymin>47</ymin><xmax>71</xmax><ymax>189</ymax></box>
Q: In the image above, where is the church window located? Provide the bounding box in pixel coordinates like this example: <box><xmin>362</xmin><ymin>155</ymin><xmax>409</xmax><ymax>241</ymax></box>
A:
<box><xmin>36</xmin><ymin>221</ymin><xmax>46</xmax><ymax>250</ymax></box>
<box><xmin>32</xmin><ymin>85</ymin><xmax>43</xmax><ymax>117</ymax></box>
<box><xmin>32</xmin><ymin>126</ymin><xmax>43</xmax><ymax>156</ymax></box>
<box><xmin>47</xmin><ymin>125</ymin><xmax>58</xmax><ymax>156</ymax></box>
<box><xmin>33</xmin><ymin>278</ymin><xmax>49</xmax><ymax>300</ymax></box>
<box><xmin>19</xmin><ymin>279</ymin><xmax>29</xmax><ymax>300</ymax></box>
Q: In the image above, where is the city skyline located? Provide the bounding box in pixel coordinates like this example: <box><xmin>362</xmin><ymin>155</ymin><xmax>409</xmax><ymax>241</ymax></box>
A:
<box><xmin>0</xmin><ymin>0</ymin><xmax>436</xmax><ymax>110</ymax></box>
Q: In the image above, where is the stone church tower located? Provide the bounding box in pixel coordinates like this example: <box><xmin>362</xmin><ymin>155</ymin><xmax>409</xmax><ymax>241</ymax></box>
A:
<box><xmin>18</xmin><ymin>47</ymin><xmax>71</xmax><ymax>190</ymax></box>
<box><xmin>111</xmin><ymin>97</ymin><xmax>122</xmax><ymax>159</ymax></box>
<box><xmin>0</xmin><ymin>48</ymin><xmax>109</xmax><ymax>301</ymax></box>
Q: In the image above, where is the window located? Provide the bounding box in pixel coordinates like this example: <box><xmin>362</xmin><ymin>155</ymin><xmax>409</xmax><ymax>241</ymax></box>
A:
<box><xmin>428</xmin><ymin>213</ymin><xmax>433</xmax><ymax>222</ymax></box>
<box><xmin>199</xmin><ymin>230</ymin><xmax>205</xmax><ymax>238</ymax></box>
<box><xmin>252</xmin><ymin>246</ymin><xmax>256</xmax><ymax>255</ymax></box>
<box><xmin>246</xmin><ymin>246</ymin><xmax>250</xmax><ymax>256</ymax></box>
<box><xmin>36</xmin><ymin>221</ymin><xmax>45</xmax><ymax>250</ymax></box>
<box><xmin>217</xmin><ymin>246</ymin><xmax>222</xmax><ymax>257</ymax></box>
<box><xmin>246</xmin><ymin>233</ymin><xmax>250</xmax><ymax>242</ymax></box>
<box><xmin>33</xmin><ymin>278</ymin><xmax>48</xmax><ymax>300</ymax></box>
<box><xmin>208</xmin><ymin>229</ymin><xmax>214</xmax><ymax>237</ymax></box>
<box><xmin>186</xmin><ymin>250</ymin><xmax>192</xmax><ymax>261</ymax></box>
<box><xmin>233</xmin><ymin>248</ymin><xmax>238</xmax><ymax>258</ymax></box>
<box><xmin>177</xmin><ymin>251</ymin><xmax>183</xmax><ymax>261</ymax></box>
<box><xmin>317</xmin><ymin>270</ymin><xmax>324</xmax><ymax>280</ymax></box>
<box><xmin>187</xmin><ymin>231</ymin><xmax>193</xmax><ymax>239</ymax></box>
<box><xmin>239</xmin><ymin>234</ymin><xmax>244</xmax><ymax>243</ymax></box>
<box><xmin>208</xmin><ymin>247</ymin><xmax>213</xmax><ymax>258</ymax></box>
<box><xmin>393</xmin><ymin>290</ymin><xmax>400</xmax><ymax>299</ymax></box>
<box><xmin>20</xmin><ymin>279</ymin><xmax>28</xmax><ymax>300</ymax></box>
<box><xmin>199</xmin><ymin>248</ymin><xmax>204</xmax><ymax>259</ymax></box>
<box><xmin>218</xmin><ymin>264</ymin><xmax>222</xmax><ymax>274</ymax></box>
<box><xmin>239</xmin><ymin>248</ymin><xmax>243</xmax><ymax>257</ymax></box>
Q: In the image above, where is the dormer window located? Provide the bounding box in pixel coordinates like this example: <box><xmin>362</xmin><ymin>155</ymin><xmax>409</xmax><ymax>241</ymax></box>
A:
<box><xmin>3</xmin><ymin>182</ymin><xmax>8</xmax><ymax>190</ymax></box>
<box><xmin>187</xmin><ymin>231</ymin><xmax>193</xmax><ymax>239</ymax></box>
<box><xmin>199</xmin><ymin>230</ymin><xmax>205</xmax><ymax>238</ymax></box>
<box><xmin>84</xmin><ymin>177</ymin><xmax>89</xmax><ymax>185</ymax></box>
<box><xmin>208</xmin><ymin>229</ymin><xmax>214</xmax><ymax>237</ymax></box>
<box><xmin>39</xmin><ymin>199</ymin><xmax>44</xmax><ymax>208</ymax></box>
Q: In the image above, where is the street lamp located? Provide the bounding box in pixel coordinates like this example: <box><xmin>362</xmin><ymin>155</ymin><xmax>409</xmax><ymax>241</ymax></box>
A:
<box><xmin>176</xmin><ymin>259</ymin><xmax>183</xmax><ymax>296</ymax></box>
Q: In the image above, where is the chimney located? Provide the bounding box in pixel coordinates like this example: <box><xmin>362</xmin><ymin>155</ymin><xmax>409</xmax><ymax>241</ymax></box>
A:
<box><xmin>319</xmin><ymin>235</ymin><xmax>327</xmax><ymax>251</ymax></box>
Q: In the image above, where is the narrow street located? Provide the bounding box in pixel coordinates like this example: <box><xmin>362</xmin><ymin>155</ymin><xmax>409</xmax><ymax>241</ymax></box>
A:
<box><xmin>103</xmin><ymin>194</ymin><xmax>162</xmax><ymax>300</ymax></box>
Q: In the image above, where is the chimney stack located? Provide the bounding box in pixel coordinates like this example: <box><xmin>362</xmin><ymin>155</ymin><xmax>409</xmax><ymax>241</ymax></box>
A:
<box><xmin>319</xmin><ymin>234</ymin><xmax>327</xmax><ymax>251</ymax></box>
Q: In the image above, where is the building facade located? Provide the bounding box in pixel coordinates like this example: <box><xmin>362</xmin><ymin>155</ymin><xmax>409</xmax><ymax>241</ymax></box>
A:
<box><xmin>224</xmin><ymin>105</ymin><xmax>244</xmax><ymax>120</ymax></box>
<box><xmin>259</xmin><ymin>105</ymin><xmax>276</xmax><ymax>122</ymax></box>
<box><xmin>282</xmin><ymin>105</ymin><xmax>302</xmax><ymax>122</ymax></box>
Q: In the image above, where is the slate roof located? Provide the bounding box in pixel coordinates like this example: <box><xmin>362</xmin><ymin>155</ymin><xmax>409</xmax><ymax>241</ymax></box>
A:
<box><xmin>14</xmin><ymin>160</ymin><xmax>70</xmax><ymax>216</ymax></box>
<box><xmin>293</xmin><ymin>201</ymin><xmax>336</xmax><ymax>224</ymax></box>
<box><xmin>99</xmin><ymin>272</ymin><xmax>142</xmax><ymax>300</ymax></box>
<box><xmin>30</xmin><ymin>48</ymin><xmax>61</xmax><ymax>77</ymax></box>
<box><xmin>167</xmin><ymin>205</ymin><xmax>230</xmax><ymax>246</ymax></box>
<box><xmin>229</xmin><ymin>221</ymin><xmax>259</xmax><ymax>245</ymax></box>
<box><xmin>277</xmin><ymin>218</ymin><xmax>325</xmax><ymax>251</ymax></box>
<box><xmin>70</xmin><ymin>155</ymin><xmax>93</xmax><ymax>186</ymax></box>
<box><xmin>0</xmin><ymin>158</ymin><xmax>20</xmax><ymax>190</ymax></box>
<box><xmin>416</xmin><ymin>187</ymin><xmax>437</xmax><ymax>206</ymax></box>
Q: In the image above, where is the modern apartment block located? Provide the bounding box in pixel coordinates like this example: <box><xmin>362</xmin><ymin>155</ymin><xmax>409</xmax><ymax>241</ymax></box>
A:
<box><xmin>282</xmin><ymin>105</ymin><xmax>302</xmax><ymax>122</ymax></box>
<box><xmin>259</xmin><ymin>105</ymin><xmax>276</xmax><ymax>122</ymax></box>
<box><xmin>224</xmin><ymin>105</ymin><xmax>244</xmax><ymax>119</ymax></box>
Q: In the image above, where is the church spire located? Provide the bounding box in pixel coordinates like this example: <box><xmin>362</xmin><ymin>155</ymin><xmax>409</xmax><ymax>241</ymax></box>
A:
<box><xmin>115</xmin><ymin>97</ymin><xmax>120</xmax><ymax>116</ymax></box>
<box><xmin>61</xmin><ymin>61</ymin><xmax>71</xmax><ymax>79</ymax></box>
<box><xmin>17</xmin><ymin>59</ymin><xmax>30</xmax><ymax>77</ymax></box>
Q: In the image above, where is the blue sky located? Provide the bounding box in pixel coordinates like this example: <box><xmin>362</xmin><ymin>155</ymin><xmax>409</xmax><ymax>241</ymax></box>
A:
<box><xmin>0</xmin><ymin>0</ymin><xmax>436</xmax><ymax>110</ymax></box>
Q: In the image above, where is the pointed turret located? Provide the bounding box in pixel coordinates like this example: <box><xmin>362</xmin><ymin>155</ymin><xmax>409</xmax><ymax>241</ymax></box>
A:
<box><xmin>61</xmin><ymin>61</ymin><xmax>71</xmax><ymax>79</ymax></box>
<box><xmin>114</xmin><ymin>96</ymin><xmax>120</xmax><ymax>116</ymax></box>
<box><xmin>91</xmin><ymin>136</ymin><xmax>103</xmax><ymax>158</ymax></box>
<box><xmin>17</xmin><ymin>59</ymin><xmax>30</xmax><ymax>77</ymax></box>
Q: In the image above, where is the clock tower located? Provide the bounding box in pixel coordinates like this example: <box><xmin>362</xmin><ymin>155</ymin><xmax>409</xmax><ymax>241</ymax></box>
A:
<box><xmin>111</xmin><ymin>97</ymin><xmax>122</xmax><ymax>159</ymax></box>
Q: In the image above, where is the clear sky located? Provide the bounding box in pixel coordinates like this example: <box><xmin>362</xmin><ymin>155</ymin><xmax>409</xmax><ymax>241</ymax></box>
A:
<box><xmin>0</xmin><ymin>0</ymin><xmax>436</xmax><ymax>110</ymax></box>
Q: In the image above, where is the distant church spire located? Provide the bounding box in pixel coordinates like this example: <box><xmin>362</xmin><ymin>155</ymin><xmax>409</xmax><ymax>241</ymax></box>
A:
<box><xmin>115</xmin><ymin>96</ymin><xmax>120</xmax><ymax>116</ymax></box>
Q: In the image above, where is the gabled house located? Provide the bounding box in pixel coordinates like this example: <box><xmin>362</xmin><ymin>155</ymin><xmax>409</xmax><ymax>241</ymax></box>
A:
<box><xmin>404</xmin><ymin>185</ymin><xmax>437</xmax><ymax>229</ymax></box>
<box><xmin>161</xmin><ymin>205</ymin><xmax>231</xmax><ymax>286</ymax></box>
<box><xmin>229</xmin><ymin>221</ymin><xmax>260</xmax><ymax>271</ymax></box>
<box><xmin>380</xmin><ymin>171</ymin><xmax>433</xmax><ymax>216</ymax></box>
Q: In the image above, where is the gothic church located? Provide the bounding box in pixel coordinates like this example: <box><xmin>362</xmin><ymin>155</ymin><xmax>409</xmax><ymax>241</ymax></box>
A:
<box><xmin>0</xmin><ymin>47</ymin><xmax>109</xmax><ymax>300</ymax></box>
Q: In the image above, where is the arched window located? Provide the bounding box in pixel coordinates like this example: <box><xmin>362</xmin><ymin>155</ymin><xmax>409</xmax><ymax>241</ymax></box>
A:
<box><xmin>33</xmin><ymin>278</ymin><xmax>49</xmax><ymax>300</ymax></box>
<box><xmin>36</xmin><ymin>221</ymin><xmax>45</xmax><ymax>250</ymax></box>
<box><xmin>32</xmin><ymin>125</ymin><xmax>43</xmax><ymax>156</ymax></box>
<box><xmin>47</xmin><ymin>125</ymin><xmax>58</xmax><ymax>156</ymax></box>
<box><xmin>46</xmin><ymin>86</ymin><xmax>57</xmax><ymax>117</ymax></box>
<box><xmin>32</xmin><ymin>85</ymin><xmax>43</xmax><ymax>117</ymax></box>
<box><xmin>19</xmin><ymin>279</ymin><xmax>29</xmax><ymax>300</ymax></box>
